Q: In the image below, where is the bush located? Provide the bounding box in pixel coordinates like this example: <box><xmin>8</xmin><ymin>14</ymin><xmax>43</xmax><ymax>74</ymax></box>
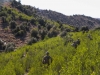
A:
<box><xmin>37</xmin><ymin>24</ymin><xmax>41</xmax><ymax>29</ymax></box>
<box><xmin>59</xmin><ymin>31</ymin><xmax>67</xmax><ymax>37</ymax></box>
<box><xmin>48</xmin><ymin>29</ymin><xmax>59</xmax><ymax>38</ymax></box>
<box><xmin>19</xmin><ymin>15</ymin><xmax>28</xmax><ymax>21</ymax></box>
<box><xmin>12</xmin><ymin>26</ymin><xmax>20</xmax><ymax>33</ymax></box>
<box><xmin>30</xmin><ymin>18</ymin><xmax>36</xmax><ymax>25</ymax></box>
<box><xmin>12</xmin><ymin>24</ymin><xmax>27</xmax><ymax>37</ymax></box>
<box><xmin>94</xmin><ymin>27</ymin><xmax>100</xmax><ymax>30</ymax></box>
<box><xmin>46</xmin><ymin>24</ymin><xmax>53</xmax><ymax>31</ymax></box>
<box><xmin>39</xmin><ymin>30</ymin><xmax>47</xmax><ymax>40</ymax></box>
<box><xmin>81</xmin><ymin>26</ymin><xmax>89</xmax><ymax>32</ymax></box>
<box><xmin>38</xmin><ymin>19</ymin><xmax>46</xmax><ymax>26</ymax></box>
<box><xmin>0</xmin><ymin>39</ymin><xmax>7</xmax><ymax>51</ymax></box>
<box><xmin>73</xmin><ymin>27</ymin><xmax>79</xmax><ymax>32</ymax></box>
<box><xmin>19</xmin><ymin>22</ymin><xmax>29</xmax><ymax>31</ymax></box>
<box><xmin>5</xmin><ymin>42</ymin><xmax>15</xmax><ymax>52</ymax></box>
<box><xmin>1</xmin><ymin>16</ymin><xmax>7</xmax><ymax>23</ymax></box>
<box><xmin>31</xmin><ymin>28</ymin><xmax>38</xmax><ymax>37</ymax></box>
<box><xmin>7</xmin><ymin>9</ymin><xmax>12</xmax><ymax>14</ymax></box>
<box><xmin>0</xmin><ymin>11</ymin><xmax>7</xmax><ymax>17</ymax></box>
<box><xmin>27</xmin><ymin>37</ymin><xmax>37</xmax><ymax>45</ymax></box>
<box><xmin>11</xmin><ymin>12</ymin><xmax>16</xmax><ymax>20</ymax></box>
<box><xmin>15</xmin><ymin>30</ymin><xmax>26</xmax><ymax>37</ymax></box>
<box><xmin>9</xmin><ymin>21</ymin><xmax>17</xmax><ymax>29</ymax></box>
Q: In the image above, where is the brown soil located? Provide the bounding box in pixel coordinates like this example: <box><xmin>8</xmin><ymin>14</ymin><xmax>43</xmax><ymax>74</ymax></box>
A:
<box><xmin>0</xmin><ymin>18</ymin><xmax>29</xmax><ymax>48</ymax></box>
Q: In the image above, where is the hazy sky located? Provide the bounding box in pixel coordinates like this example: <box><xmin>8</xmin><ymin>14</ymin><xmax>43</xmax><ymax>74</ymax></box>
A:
<box><xmin>18</xmin><ymin>0</ymin><xmax>100</xmax><ymax>18</ymax></box>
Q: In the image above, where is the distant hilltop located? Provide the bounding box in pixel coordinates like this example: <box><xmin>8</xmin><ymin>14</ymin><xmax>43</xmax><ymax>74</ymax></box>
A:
<box><xmin>0</xmin><ymin>0</ymin><xmax>13</xmax><ymax>6</ymax></box>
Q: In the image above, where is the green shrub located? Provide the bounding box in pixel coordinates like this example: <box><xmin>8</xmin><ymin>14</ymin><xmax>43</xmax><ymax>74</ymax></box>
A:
<box><xmin>20</xmin><ymin>22</ymin><xmax>29</xmax><ymax>31</ymax></box>
<box><xmin>2</xmin><ymin>61</ymin><xmax>16</xmax><ymax>75</ymax></box>
<box><xmin>5</xmin><ymin>42</ymin><xmax>15</xmax><ymax>52</ymax></box>
<box><xmin>27</xmin><ymin>37</ymin><xmax>37</xmax><ymax>45</ymax></box>
<box><xmin>1</xmin><ymin>16</ymin><xmax>7</xmax><ymax>23</ymax></box>
<box><xmin>30</xmin><ymin>18</ymin><xmax>36</xmax><ymax>25</ymax></box>
<box><xmin>0</xmin><ymin>30</ymin><xmax>100</xmax><ymax>75</ymax></box>
<box><xmin>46</xmin><ymin>24</ymin><xmax>53</xmax><ymax>31</ymax></box>
<box><xmin>94</xmin><ymin>27</ymin><xmax>100</xmax><ymax>30</ymax></box>
<box><xmin>12</xmin><ymin>26</ymin><xmax>20</xmax><ymax>33</ymax></box>
<box><xmin>31</xmin><ymin>28</ymin><xmax>38</xmax><ymax>37</ymax></box>
<box><xmin>38</xmin><ymin>19</ymin><xmax>46</xmax><ymax>26</ymax></box>
<box><xmin>39</xmin><ymin>30</ymin><xmax>47</xmax><ymax>40</ymax></box>
<box><xmin>9</xmin><ymin>21</ymin><xmax>17</xmax><ymax>29</ymax></box>
<box><xmin>59</xmin><ymin>31</ymin><xmax>67</xmax><ymax>37</ymax></box>
<box><xmin>48</xmin><ymin>29</ymin><xmax>59</xmax><ymax>38</ymax></box>
<box><xmin>19</xmin><ymin>15</ymin><xmax>29</xmax><ymax>21</ymax></box>
<box><xmin>0</xmin><ymin>11</ymin><xmax>7</xmax><ymax>17</ymax></box>
<box><xmin>7</xmin><ymin>9</ymin><xmax>12</xmax><ymax>14</ymax></box>
<box><xmin>15</xmin><ymin>30</ymin><xmax>26</xmax><ymax>37</ymax></box>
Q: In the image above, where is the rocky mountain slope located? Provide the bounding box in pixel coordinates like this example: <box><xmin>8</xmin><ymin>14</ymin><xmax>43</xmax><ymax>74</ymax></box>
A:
<box><xmin>36</xmin><ymin>9</ymin><xmax>100</xmax><ymax>28</ymax></box>
<box><xmin>0</xmin><ymin>0</ymin><xmax>76</xmax><ymax>51</ymax></box>
<box><xmin>0</xmin><ymin>0</ymin><xmax>100</xmax><ymax>51</ymax></box>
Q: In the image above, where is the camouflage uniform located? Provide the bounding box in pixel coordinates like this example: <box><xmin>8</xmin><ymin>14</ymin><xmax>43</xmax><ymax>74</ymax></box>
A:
<box><xmin>42</xmin><ymin>52</ymin><xmax>52</xmax><ymax>66</ymax></box>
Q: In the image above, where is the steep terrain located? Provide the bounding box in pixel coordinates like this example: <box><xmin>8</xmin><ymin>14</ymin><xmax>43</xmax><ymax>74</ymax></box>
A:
<box><xmin>0</xmin><ymin>0</ymin><xmax>100</xmax><ymax>51</ymax></box>
<box><xmin>0</xmin><ymin>0</ymin><xmax>100</xmax><ymax>75</ymax></box>
<box><xmin>0</xmin><ymin>0</ymin><xmax>76</xmax><ymax>51</ymax></box>
<box><xmin>36</xmin><ymin>9</ymin><xmax>100</xmax><ymax>28</ymax></box>
<box><xmin>0</xmin><ymin>29</ymin><xmax>100</xmax><ymax>75</ymax></box>
<box><xmin>0</xmin><ymin>18</ymin><xmax>26</xmax><ymax>48</ymax></box>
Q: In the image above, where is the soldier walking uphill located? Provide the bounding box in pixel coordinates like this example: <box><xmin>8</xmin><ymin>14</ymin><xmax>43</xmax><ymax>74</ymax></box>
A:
<box><xmin>42</xmin><ymin>52</ymin><xmax>52</xmax><ymax>66</ymax></box>
<box><xmin>71</xmin><ymin>38</ymin><xmax>80</xmax><ymax>48</ymax></box>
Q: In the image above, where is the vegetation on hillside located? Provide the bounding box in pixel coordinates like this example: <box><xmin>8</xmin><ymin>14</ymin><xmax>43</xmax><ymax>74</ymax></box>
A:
<box><xmin>0</xmin><ymin>0</ymin><xmax>77</xmax><ymax>51</ymax></box>
<box><xmin>36</xmin><ymin>10</ymin><xmax>100</xmax><ymax>28</ymax></box>
<box><xmin>0</xmin><ymin>1</ymin><xmax>100</xmax><ymax>75</ymax></box>
<box><xmin>0</xmin><ymin>29</ymin><xmax>100</xmax><ymax>75</ymax></box>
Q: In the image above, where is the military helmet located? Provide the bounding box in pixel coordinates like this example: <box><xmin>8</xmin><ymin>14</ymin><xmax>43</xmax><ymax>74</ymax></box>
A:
<box><xmin>46</xmin><ymin>51</ymin><xmax>49</xmax><ymax>55</ymax></box>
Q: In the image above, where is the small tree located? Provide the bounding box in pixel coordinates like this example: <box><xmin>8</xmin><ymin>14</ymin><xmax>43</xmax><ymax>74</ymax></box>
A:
<box><xmin>19</xmin><ymin>22</ymin><xmax>29</xmax><ymax>31</ymax></box>
<box><xmin>27</xmin><ymin>37</ymin><xmax>37</xmax><ymax>45</ymax></box>
<box><xmin>48</xmin><ymin>29</ymin><xmax>59</xmax><ymax>38</ymax></box>
<box><xmin>31</xmin><ymin>28</ymin><xmax>38</xmax><ymax>38</ymax></box>
<box><xmin>81</xmin><ymin>26</ymin><xmax>89</xmax><ymax>32</ymax></box>
<box><xmin>7</xmin><ymin>9</ymin><xmax>12</xmax><ymax>14</ymax></box>
<box><xmin>5</xmin><ymin>42</ymin><xmax>15</xmax><ymax>52</ymax></box>
<box><xmin>1</xmin><ymin>16</ymin><xmax>6</xmax><ymax>23</ymax></box>
<box><xmin>46</xmin><ymin>24</ymin><xmax>53</xmax><ymax>31</ymax></box>
<box><xmin>30</xmin><ymin>18</ymin><xmax>36</xmax><ymax>25</ymax></box>
<box><xmin>9</xmin><ymin>21</ymin><xmax>16</xmax><ymax>29</ymax></box>
<box><xmin>74</xmin><ymin>27</ymin><xmax>79</xmax><ymax>32</ymax></box>
<box><xmin>38</xmin><ymin>19</ymin><xmax>46</xmax><ymax>27</ymax></box>
<box><xmin>15</xmin><ymin>30</ymin><xmax>26</xmax><ymax>37</ymax></box>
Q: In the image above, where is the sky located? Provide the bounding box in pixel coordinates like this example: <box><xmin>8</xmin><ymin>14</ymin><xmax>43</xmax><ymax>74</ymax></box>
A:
<box><xmin>17</xmin><ymin>0</ymin><xmax>100</xmax><ymax>18</ymax></box>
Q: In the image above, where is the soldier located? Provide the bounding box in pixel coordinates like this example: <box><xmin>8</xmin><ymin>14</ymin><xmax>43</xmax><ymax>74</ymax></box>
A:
<box><xmin>76</xmin><ymin>38</ymin><xmax>80</xmax><ymax>45</ymax></box>
<box><xmin>71</xmin><ymin>38</ymin><xmax>81</xmax><ymax>48</ymax></box>
<box><xmin>87</xmin><ymin>34</ymin><xmax>93</xmax><ymax>40</ymax></box>
<box><xmin>42</xmin><ymin>51</ymin><xmax>52</xmax><ymax>66</ymax></box>
<box><xmin>71</xmin><ymin>41</ymin><xmax>77</xmax><ymax>48</ymax></box>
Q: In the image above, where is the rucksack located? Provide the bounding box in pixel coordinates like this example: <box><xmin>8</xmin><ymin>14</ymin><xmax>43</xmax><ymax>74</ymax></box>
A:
<box><xmin>42</xmin><ymin>56</ymin><xmax>51</xmax><ymax>64</ymax></box>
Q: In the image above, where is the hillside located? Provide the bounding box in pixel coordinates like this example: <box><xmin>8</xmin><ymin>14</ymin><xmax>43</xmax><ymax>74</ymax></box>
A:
<box><xmin>1</xmin><ymin>0</ymin><xmax>100</xmax><ymax>75</ymax></box>
<box><xmin>0</xmin><ymin>0</ymin><xmax>76</xmax><ymax>51</ymax></box>
<box><xmin>0</xmin><ymin>29</ymin><xmax>100</xmax><ymax>75</ymax></box>
<box><xmin>36</xmin><ymin>9</ymin><xmax>100</xmax><ymax>28</ymax></box>
<box><xmin>0</xmin><ymin>0</ymin><xmax>100</xmax><ymax>51</ymax></box>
